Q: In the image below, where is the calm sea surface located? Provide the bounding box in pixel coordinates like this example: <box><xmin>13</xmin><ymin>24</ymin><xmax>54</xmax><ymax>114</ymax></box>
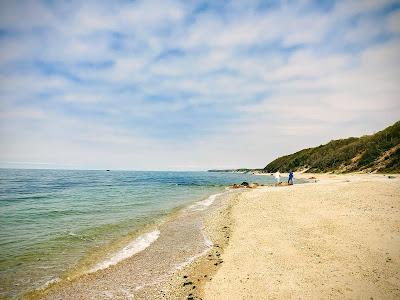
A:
<box><xmin>0</xmin><ymin>169</ymin><xmax>278</xmax><ymax>298</ymax></box>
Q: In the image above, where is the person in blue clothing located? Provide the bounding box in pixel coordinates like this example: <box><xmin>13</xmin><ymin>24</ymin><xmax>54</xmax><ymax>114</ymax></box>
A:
<box><xmin>288</xmin><ymin>170</ymin><xmax>294</xmax><ymax>185</ymax></box>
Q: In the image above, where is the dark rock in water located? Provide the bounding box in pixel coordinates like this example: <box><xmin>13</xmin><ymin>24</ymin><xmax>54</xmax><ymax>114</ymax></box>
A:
<box><xmin>106</xmin><ymin>170</ymin><xmax>110</xmax><ymax>171</ymax></box>
<box><xmin>241</xmin><ymin>182</ymin><xmax>249</xmax><ymax>187</ymax></box>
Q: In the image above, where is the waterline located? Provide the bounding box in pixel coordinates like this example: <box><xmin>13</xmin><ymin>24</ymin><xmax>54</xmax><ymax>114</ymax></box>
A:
<box><xmin>89</xmin><ymin>230</ymin><xmax>160</xmax><ymax>273</ymax></box>
<box><xmin>0</xmin><ymin>169</ymin><xmax>278</xmax><ymax>298</ymax></box>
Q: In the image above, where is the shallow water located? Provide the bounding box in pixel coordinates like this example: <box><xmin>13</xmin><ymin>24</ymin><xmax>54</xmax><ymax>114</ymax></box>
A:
<box><xmin>0</xmin><ymin>169</ymin><xmax>277</xmax><ymax>299</ymax></box>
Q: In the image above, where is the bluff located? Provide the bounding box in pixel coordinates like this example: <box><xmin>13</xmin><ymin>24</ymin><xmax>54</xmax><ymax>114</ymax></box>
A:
<box><xmin>264</xmin><ymin>121</ymin><xmax>400</xmax><ymax>173</ymax></box>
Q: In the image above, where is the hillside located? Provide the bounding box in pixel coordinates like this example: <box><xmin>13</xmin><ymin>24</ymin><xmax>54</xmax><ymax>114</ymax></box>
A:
<box><xmin>264</xmin><ymin>121</ymin><xmax>400</xmax><ymax>173</ymax></box>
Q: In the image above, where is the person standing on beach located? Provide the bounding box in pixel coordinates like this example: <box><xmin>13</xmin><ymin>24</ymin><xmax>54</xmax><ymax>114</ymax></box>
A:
<box><xmin>288</xmin><ymin>171</ymin><xmax>294</xmax><ymax>185</ymax></box>
<box><xmin>274</xmin><ymin>171</ymin><xmax>281</xmax><ymax>184</ymax></box>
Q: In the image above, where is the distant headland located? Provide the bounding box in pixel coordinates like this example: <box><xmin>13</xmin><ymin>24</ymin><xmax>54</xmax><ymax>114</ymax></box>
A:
<box><xmin>209</xmin><ymin>120</ymin><xmax>400</xmax><ymax>174</ymax></box>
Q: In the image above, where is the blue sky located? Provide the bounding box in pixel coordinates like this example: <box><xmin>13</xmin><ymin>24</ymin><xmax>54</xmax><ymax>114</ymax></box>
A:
<box><xmin>0</xmin><ymin>0</ymin><xmax>399</xmax><ymax>170</ymax></box>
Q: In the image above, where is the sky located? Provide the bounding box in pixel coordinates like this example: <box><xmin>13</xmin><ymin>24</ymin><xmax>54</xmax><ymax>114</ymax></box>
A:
<box><xmin>0</xmin><ymin>0</ymin><xmax>399</xmax><ymax>170</ymax></box>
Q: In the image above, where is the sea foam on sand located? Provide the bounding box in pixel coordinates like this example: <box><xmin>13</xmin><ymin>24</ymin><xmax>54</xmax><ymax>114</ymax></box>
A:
<box><xmin>175</xmin><ymin>229</ymin><xmax>213</xmax><ymax>270</ymax></box>
<box><xmin>89</xmin><ymin>192</ymin><xmax>221</xmax><ymax>273</ymax></box>
<box><xmin>189</xmin><ymin>192</ymin><xmax>222</xmax><ymax>211</ymax></box>
<box><xmin>90</xmin><ymin>230</ymin><xmax>160</xmax><ymax>273</ymax></box>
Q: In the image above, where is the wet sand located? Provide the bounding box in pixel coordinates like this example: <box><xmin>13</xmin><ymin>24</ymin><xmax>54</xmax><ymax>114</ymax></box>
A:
<box><xmin>203</xmin><ymin>174</ymin><xmax>400</xmax><ymax>299</ymax></box>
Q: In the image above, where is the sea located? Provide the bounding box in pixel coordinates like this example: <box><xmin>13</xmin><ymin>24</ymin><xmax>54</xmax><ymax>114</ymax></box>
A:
<box><xmin>0</xmin><ymin>169</ymin><xmax>280</xmax><ymax>299</ymax></box>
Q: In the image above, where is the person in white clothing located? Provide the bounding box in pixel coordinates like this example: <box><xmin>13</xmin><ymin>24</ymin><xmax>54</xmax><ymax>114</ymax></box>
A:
<box><xmin>274</xmin><ymin>171</ymin><xmax>281</xmax><ymax>184</ymax></box>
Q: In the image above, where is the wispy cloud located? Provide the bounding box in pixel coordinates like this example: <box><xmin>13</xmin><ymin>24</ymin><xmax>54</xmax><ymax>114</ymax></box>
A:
<box><xmin>0</xmin><ymin>0</ymin><xmax>399</xmax><ymax>170</ymax></box>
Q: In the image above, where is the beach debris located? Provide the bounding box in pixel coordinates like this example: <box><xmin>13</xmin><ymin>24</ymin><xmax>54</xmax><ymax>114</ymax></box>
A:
<box><xmin>183</xmin><ymin>281</ymin><xmax>193</xmax><ymax>286</ymax></box>
<box><xmin>309</xmin><ymin>176</ymin><xmax>317</xmax><ymax>179</ymax></box>
<box><xmin>232</xmin><ymin>182</ymin><xmax>260</xmax><ymax>188</ymax></box>
<box><xmin>388</xmin><ymin>175</ymin><xmax>396</xmax><ymax>179</ymax></box>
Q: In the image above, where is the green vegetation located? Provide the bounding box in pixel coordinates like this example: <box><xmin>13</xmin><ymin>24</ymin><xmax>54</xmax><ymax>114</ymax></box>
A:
<box><xmin>264</xmin><ymin>121</ymin><xmax>400</xmax><ymax>173</ymax></box>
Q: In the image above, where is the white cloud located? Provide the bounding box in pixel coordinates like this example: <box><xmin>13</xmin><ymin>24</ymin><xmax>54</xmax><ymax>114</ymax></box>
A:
<box><xmin>0</xmin><ymin>0</ymin><xmax>399</xmax><ymax>170</ymax></box>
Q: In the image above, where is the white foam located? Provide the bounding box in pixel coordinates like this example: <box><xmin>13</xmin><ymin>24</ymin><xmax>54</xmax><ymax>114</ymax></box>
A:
<box><xmin>40</xmin><ymin>278</ymin><xmax>60</xmax><ymax>290</ymax></box>
<box><xmin>90</xmin><ymin>230</ymin><xmax>160</xmax><ymax>273</ymax></box>
<box><xmin>202</xmin><ymin>230</ymin><xmax>213</xmax><ymax>248</ymax></box>
<box><xmin>175</xmin><ymin>230</ymin><xmax>213</xmax><ymax>270</ymax></box>
<box><xmin>189</xmin><ymin>193</ymin><xmax>222</xmax><ymax>211</ymax></box>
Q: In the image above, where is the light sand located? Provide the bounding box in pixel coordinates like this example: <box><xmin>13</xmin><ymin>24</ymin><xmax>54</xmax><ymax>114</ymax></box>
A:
<box><xmin>204</xmin><ymin>174</ymin><xmax>400</xmax><ymax>299</ymax></box>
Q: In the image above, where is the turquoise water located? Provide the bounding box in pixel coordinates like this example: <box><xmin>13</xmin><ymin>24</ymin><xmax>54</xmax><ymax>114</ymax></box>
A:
<box><xmin>0</xmin><ymin>169</ymin><xmax>277</xmax><ymax>298</ymax></box>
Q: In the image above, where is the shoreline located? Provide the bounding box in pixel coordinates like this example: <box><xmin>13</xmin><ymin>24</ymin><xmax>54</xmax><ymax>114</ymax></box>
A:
<box><xmin>24</xmin><ymin>203</ymin><xmax>182</xmax><ymax>299</ymax></box>
<box><xmin>20</xmin><ymin>174</ymin><xmax>276</xmax><ymax>299</ymax></box>
<box><xmin>24</xmin><ymin>173</ymin><xmax>399</xmax><ymax>299</ymax></box>
<box><xmin>26</xmin><ymin>188</ymin><xmax>242</xmax><ymax>300</ymax></box>
<box><xmin>3</xmin><ymin>171</ymin><xmax>255</xmax><ymax>300</ymax></box>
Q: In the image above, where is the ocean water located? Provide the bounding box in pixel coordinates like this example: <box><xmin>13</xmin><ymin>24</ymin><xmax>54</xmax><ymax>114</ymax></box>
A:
<box><xmin>0</xmin><ymin>169</ymin><xmax>278</xmax><ymax>299</ymax></box>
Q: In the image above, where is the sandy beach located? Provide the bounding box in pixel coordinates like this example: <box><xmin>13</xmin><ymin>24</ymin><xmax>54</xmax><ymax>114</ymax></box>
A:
<box><xmin>202</xmin><ymin>174</ymin><xmax>400</xmax><ymax>299</ymax></box>
<box><xmin>2</xmin><ymin>2</ymin><xmax>399</xmax><ymax>299</ymax></box>
<box><xmin>27</xmin><ymin>174</ymin><xmax>400</xmax><ymax>300</ymax></box>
